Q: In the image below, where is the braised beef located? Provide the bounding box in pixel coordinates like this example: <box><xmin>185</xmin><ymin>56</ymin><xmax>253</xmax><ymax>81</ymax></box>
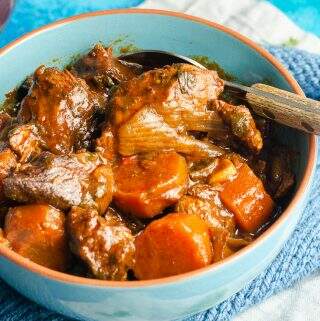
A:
<box><xmin>4</xmin><ymin>152</ymin><xmax>113</xmax><ymax>213</ymax></box>
<box><xmin>17</xmin><ymin>66</ymin><xmax>100</xmax><ymax>154</ymax></box>
<box><xmin>68</xmin><ymin>206</ymin><xmax>135</xmax><ymax>280</ymax></box>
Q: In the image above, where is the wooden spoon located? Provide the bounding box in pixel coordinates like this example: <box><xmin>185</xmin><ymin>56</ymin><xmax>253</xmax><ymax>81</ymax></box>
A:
<box><xmin>120</xmin><ymin>50</ymin><xmax>320</xmax><ymax>135</ymax></box>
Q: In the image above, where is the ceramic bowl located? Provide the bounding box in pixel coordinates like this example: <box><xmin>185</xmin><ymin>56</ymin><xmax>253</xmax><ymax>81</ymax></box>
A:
<box><xmin>0</xmin><ymin>9</ymin><xmax>317</xmax><ymax>321</ymax></box>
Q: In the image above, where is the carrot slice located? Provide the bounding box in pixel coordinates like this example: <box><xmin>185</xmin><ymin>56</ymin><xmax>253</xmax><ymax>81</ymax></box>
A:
<box><xmin>114</xmin><ymin>151</ymin><xmax>188</xmax><ymax>218</ymax></box>
<box><xmin>4</xmin><ymin>204</ymin><xmax>70</xmax><ymax>271</ymax></box>
<box><xmin>220</xmin><ymin>163</ymin><xmax>274</xmax><ymax>233</ymax></box>
<box><xmin>134</xmin><ymin>213</ymin><xmax>213</xmax><ymax>280</ymax></box>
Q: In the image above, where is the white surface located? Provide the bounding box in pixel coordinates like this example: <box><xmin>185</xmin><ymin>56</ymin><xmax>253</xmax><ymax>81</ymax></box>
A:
<box><xmin>236</xmin><ymin>272</ymin><xmax>320</xmax><ymax>321</ymax></box>
<box><xmin>138</xmin><ymin>0</ymin><xmax>320</xmax><ymax>320</ymax></box>
<box><xmin>140</xmin><ymin>0</ymin><xmax>320</xmax><ymax>54</ymax></box>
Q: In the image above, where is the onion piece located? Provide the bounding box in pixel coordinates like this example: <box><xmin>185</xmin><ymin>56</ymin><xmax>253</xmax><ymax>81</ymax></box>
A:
<box><xmin>162</xmin><ymin>110</ymin><xmax>226</xmax><ymax>132</ymax></box>
<box><xmin>118</xmin><ymin>107</ymin><xmax>224</xmax><ymax>158</ymax></box>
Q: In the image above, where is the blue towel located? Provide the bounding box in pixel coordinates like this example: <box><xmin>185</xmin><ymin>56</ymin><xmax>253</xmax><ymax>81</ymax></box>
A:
<box><xmin>0</xmin><ymin>2</ymin><xmax>320</xmax><ymax>321</ymax></box>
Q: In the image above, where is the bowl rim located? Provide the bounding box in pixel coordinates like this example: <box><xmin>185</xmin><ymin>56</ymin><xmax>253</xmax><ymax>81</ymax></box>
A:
<box><xmin>0</xmin><ymin>8</ymin><xmax>317</xmax><ymax>288</ymax></box>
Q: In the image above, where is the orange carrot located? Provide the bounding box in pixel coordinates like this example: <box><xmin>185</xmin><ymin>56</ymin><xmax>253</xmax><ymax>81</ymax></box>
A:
<box><xmin>114</xmin><ymin>151</ymin><xmax>188</xmax><ymax>218</ymax></box>
<box><xmin>220</xmin><ymin>163</ymin><xmax>274</xmax><ymax>233</ymax></box>
<box><xmin>4</xmin><ymin>204</ymin><xmax>70</xmax><ymax>271</ymax></box>
<box><xmin>134</xmin><ymin>213</ymin><xmax>213</xmax><ymax>280</ymax></box>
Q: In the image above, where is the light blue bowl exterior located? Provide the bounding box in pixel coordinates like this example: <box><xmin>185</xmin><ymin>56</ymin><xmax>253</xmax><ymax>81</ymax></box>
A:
<box><xmin>0</xmin><ymin>11</ymin><xmax>317</xmax><ymax>321</ymax></box>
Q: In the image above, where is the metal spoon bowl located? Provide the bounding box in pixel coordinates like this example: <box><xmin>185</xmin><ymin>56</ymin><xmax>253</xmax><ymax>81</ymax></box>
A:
<box><xmin>119</xmin><ymin>50</ymin><xmax>205</xmax><ymax>70</ymax></box>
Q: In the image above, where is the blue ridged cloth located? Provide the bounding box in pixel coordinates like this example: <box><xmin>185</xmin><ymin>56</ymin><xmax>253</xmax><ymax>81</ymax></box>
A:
<box><xmin>0</xmin><ymin>2</ymin><xmax>320</xmax><ymax>321</ymax></box>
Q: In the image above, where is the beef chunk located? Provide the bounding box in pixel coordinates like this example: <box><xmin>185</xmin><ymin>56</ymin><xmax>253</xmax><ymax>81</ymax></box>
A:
<box><xmin>71</xmin><ymin>44</ymin><xmax>142</xmax><ymax>93</ymax></box>
<box><xmin>0</xmin><ymin>148</ymin><xmax>17</xmax><ymax>201</ymax></box>
<box><xmin>211</xmin><ymin>101</ymin><xmax>263</xmax><ymax>153</ymax></box>
<box><xmin>267</xmin><ymin>149</ymin><xmax>295</xmax><ymax>199</ymax></box>
<box><xmin>17</xmin><ymin>66</ymin><xmax>100</xmax><ymax>154</ymax></box>
<box><xmin>176</xmin><ymin>195</ymin><xmax>235</xmax><ymax>234</ymax></box>
<box><xmin>176</xmin><ymin>188</ymin><xmax>235</xmax><ymax>262</ymax></box>
<box><xmin>4</xmin><ymin>152</ymin><xmax>113</xmax><ymax>213</ymax></box>
<box><xmin>68</xmin><ymin>206</ymin><xmax>135</xmax><ymax>280</ymax></box>
<box><xmin>8</xmin><ymin>124</ymin><xmax>44</xmax><ymax>163</ymax></box>
<box><xmin>111</xmin><ymin>63</ymin><xmax>224</xmax><ymax>128</ymax></box>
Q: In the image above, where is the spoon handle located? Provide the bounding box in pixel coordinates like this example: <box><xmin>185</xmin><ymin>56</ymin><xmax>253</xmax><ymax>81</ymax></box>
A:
<box><xmin>243</xmin><ymin>83</ymin><xmax>320</xmax><ymax>134</ymax></box>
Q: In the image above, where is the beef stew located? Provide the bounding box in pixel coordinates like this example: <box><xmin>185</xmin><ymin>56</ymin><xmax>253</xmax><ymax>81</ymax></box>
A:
<box><xmin>0</xmin><ymin>45</ymin><xmax>295</xmax><ymax>280</ymax></box>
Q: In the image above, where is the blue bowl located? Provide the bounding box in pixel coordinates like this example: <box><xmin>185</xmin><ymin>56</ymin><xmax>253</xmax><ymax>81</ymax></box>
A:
<box><xmin>0</xmin><ymin>9</ymin><xmax>317</xmax><ymax>321</ymax></box>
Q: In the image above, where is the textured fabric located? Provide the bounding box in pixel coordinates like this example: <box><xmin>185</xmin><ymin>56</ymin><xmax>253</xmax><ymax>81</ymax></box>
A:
<box><xmin>236</xmin><ymin>272</ymin><xmax>320</xmax><ymax>321</ymax></box>
<box><xmin>268</xmin><ymin>46</ymin><xmax>320</xmax><ymax>100</ymax></box>
<box><xmin>0</xmin><ymin>46</ymin><xmax>319</xmax><ymax>321</ymax></box>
